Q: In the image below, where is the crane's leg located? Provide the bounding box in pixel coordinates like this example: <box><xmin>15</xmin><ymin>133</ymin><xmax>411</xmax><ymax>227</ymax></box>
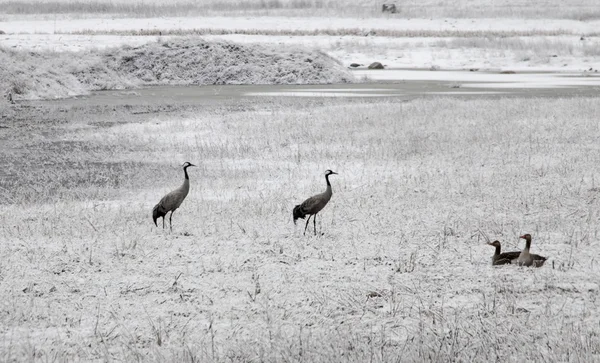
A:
<box><xmin>313</xmin><ymin>213</ymin><xmax>317</xmax><ymax>235</ymax></box>
<box><xmin>162</xmin><ymin>216</ymin><xmax>165</xmax><ymax>229</ymax></box>
<box><xmin>169</xmin><ymin>211</ymin><xmax>175</xmax><ymax>231</ymax></box>
<box><xmin>303</xmin><ymin>215</ymin><xmax>312</xmax><ymax>235</ymax></box>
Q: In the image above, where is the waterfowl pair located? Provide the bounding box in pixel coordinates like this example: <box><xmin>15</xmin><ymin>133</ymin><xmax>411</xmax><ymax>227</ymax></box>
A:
<box><xmin>487</xmin><ymin>234</ymin><xmax>547</xmax><ymax>267</ymax></box>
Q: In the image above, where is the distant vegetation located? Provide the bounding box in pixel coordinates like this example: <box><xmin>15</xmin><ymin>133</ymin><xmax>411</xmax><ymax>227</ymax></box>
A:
<box><xmin>68</xmin><ymin>27</ymin><xmax>599</xmax><ymax>38</ymax></box>
<box><xmin>0</xmin><ymin>0</ymin><xmax>599</xmax><ymax>19</ymax></box>
<box><xmin>0</xmin><ymin>38</ymin><xmax>352</xmax><ymax>101</ymax></box>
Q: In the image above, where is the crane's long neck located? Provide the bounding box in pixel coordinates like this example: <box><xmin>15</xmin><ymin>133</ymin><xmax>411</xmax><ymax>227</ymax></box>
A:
<box><xmin>181</xmin><ymin>166</ymin><xmax>191</xmax><ymax>194</ymax></box>
<box><xmin>325</xmin><ymin>174</ymin><xmax>332</xmax><ymax>196</ymax></box>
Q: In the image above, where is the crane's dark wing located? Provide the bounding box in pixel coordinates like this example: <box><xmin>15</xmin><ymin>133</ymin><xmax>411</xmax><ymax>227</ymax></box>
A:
<box><xmin>299</xmin><ymin>192</ymin><xmax>330</xmax><ymax>215</ymax></box>
<box><xmin>159</xmin><ymin>189</ymin><xmax>187</xmax><ymax>211</ymax></box>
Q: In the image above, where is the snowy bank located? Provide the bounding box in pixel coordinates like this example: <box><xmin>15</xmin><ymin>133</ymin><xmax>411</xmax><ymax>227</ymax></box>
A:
<box><xmin>0</xmin><ymin>38</ymin><xmax>352</xmax><ymax>101</ymax></box>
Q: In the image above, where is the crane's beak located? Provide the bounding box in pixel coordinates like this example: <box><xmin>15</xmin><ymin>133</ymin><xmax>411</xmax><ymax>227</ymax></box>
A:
<box><xmin>189</xmin><ymin>163</ymin><xmax>197</xmax><ymax>167</ymax></box>
<box><xmin>330</xmin><ymin>171</ymin><xmax>338</xmax><ymax>175</ymax></box>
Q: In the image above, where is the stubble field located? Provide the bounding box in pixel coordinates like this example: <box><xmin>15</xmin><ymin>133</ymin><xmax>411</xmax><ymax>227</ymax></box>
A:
<box><xmin>1</xmin><ymin>95</ymin><xmax>600</xmax><ymax>362</ymax></box>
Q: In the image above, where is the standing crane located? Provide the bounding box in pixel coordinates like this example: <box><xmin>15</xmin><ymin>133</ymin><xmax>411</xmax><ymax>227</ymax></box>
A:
<box><xmin>293</xmin><ymin>169</ymin><xmax>338</xmax><ymax>235</ymax></box>
<box><xmin>152</xmin><ymin>162</ymin><xmax>195</xmax><ymax>231</ymax></box>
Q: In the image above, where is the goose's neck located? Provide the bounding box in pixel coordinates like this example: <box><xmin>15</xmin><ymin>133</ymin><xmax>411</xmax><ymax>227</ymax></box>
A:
<box><xmin>494</xmin><ymin>245</ymin><xmax>501</xmax><ymax>256</ymax></box>
<box><xmin>524</xmin><ymin>238</ymin><xmax>531</xmax><ymax>251</ymax></box>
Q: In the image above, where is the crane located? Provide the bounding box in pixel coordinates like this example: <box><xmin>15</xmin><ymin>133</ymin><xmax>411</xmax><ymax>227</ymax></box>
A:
<box><xmin>152</xmin><ymin>162</ymin><xmax>195</xmax><ymax>231</ymax></box>
<box><xmin>293</xmin><ymin>169</ymin><xmax>338</xmax><ymax>235</ymax></box>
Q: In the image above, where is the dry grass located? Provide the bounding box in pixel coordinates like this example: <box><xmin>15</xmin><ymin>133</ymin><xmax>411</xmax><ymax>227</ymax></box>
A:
<box><xmin>583</xmin><ymin>42</ymin><xmax>600</xmax><ymax>56</ymax></box>
<box><xmin>429</xmin><ymin>36</ymin><xmax>600</xmax><ymax>67</ymax></box>
<box><xmin>1</xmin><ymin>0</ymin><xmax>600</xmax><ymax>19</ymax></box>
<box><xmin>64</xmin><ymin>27</ymin><xmax>600</xmax><ymax>38</ymax></box>
<box><xmin>434</xmin><ymin>37</ymin><xmax>579</xmax><ymax>55</ymax></box>
<box><xmin>1</xmin><ymin>96</ymin><xmax>600</xmax><ymax>361</ymax></box>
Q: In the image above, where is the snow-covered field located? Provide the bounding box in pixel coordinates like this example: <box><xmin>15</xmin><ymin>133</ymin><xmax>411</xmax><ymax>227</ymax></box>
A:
<box><xmin>1</xmin><ymin>96</ymin><xmax>600</xmax><ymax>362</ymax></box>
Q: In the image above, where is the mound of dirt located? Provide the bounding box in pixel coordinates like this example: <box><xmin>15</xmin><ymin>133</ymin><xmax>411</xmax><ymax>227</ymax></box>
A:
<box><xmin>0</xmin><ymin>38</ymin><xmax>353</xmax><ymax>101</ymax></box>
<box><xmin>106</xmin><ymin>39</ymin><xmax>352</xmax><ymax>86</ymax></box>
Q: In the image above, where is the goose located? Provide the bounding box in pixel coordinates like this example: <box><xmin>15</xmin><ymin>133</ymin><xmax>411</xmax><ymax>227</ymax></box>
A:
<box><xmin>487</xmin><ymin>240</ymin><xmax>521</xmax><ymax>265</ymax></box>
<box><xmin>152</xmin><ymin>162</ymin><xmax>195</xmax><ymax>230</ymax></box>
<box><xmin>293</xmin><ymin>169</ymin><xmax>338</xmax><ymax>235</ymax></box>
<box><xmin>516</xmin><ymin>234</ymin><xmax>547</xmax><ymax>267</ymax></box>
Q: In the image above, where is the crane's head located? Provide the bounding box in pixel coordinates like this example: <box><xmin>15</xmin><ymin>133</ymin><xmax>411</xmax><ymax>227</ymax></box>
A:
<box><xmin>325</xmin><ymin>169</ymin><xmax>338</xmax><ymax>176</ymax></box>
<box><xmin>182</xmin><ymin>162</ymin><xmax>196</xmax><ymax>168</ymax></box>
<box><xmin>487</xmin><ymin>240</ymin><xmax>501</xmax><ymax>247</ymax></box>
<box><xmin>519</xmin><ymin>233</ymin><xmax>532</xmax><ymax>241</ymax></box>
